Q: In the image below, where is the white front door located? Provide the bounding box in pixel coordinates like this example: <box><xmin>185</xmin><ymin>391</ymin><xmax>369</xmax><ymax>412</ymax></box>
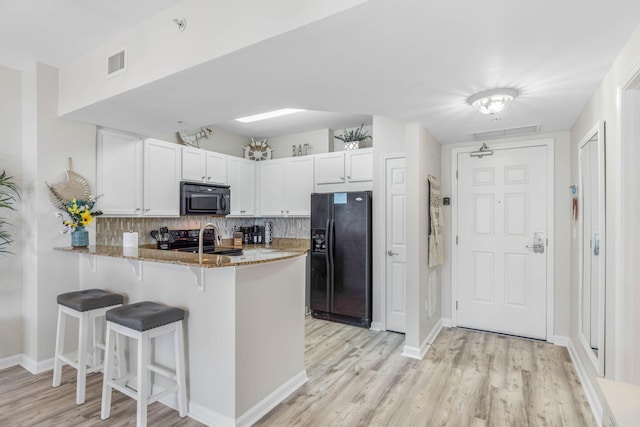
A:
<box><xmin>457</xmin><ymin>145</ymin><xmax>548</xmax><ymax>339</ymax></box>
<box><xmin>386</xmin><ymin>157</ymin><xmax>407</xmax><ymax>333</ymax></box>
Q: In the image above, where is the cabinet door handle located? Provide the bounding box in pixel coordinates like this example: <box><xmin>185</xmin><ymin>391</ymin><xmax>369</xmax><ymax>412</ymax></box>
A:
<box><xmin>201</xmin><ymin>176</ymin><xmax>206</xmax><ymax>180</ymax></box>
<box><xmin>207</xmin><ymin>176</ymin><xmax>211</xmax><ymax>181</ymax></box>
<box><xmin>281</xmin><ymin>210</ymin><xmax>284</xmax><ymax>214</ymax></box>
<box><xmin>144</xmin><ymin>208</ymin><xmax>150</xmax><ymax>212</ymax></box>
<box><xmin>135</xmin><ymin>207</ymin><xmax>141</xmax><ymax>212</ymax></box>
<box><xmin>387</xmin><ymin>250</ymin><xmax>398</xmax><ymax>256</ymax></box>
<box><xmin>286</xmin><ymin>210</ymin><xmax>289</xmax><ymax>214</ymax></box>
<box><xmin>347</xmin><ymin>176</ymin><xmax>351</xmax><ymax>179</ymax></box>
<box><xmin>340</xmin><ymin>176</ymin><xmax>344</xmax><ymax>181</ymax></box>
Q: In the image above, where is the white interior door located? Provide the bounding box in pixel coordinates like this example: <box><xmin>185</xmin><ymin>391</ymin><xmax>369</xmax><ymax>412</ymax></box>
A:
<box><xmin>386</xmin><ymin>157</ymin><xmax>406</xmax><ymax>333</ymax></box>
<box><xmin>457</xmin><ymin>145</ymin><xmax>548</xmax><ymax>339</ymax></box>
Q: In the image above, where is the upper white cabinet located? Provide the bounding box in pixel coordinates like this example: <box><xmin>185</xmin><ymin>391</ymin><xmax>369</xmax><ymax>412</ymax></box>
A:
<box><xmin>314</xmin><ymin>152</ymin><xmax>345</xmax><ymax>184</ymax></box>
<box><xmin>345</xmin><ymin>149</ymin><xmax>373</xmax><ymax>182</ymax></box>
<box><xmin>181</xmin><ymin>146</ymin><xmax>228</xmax><ymax>185</ymax></box>
<box><xmin>313</xmin><ymin>148</ymin><xmax>373</xmax><ymax>192</ymax></box>
<box><xmin>97</xmin><ymin>130</ymin><xmax>181</xmax><ymax>216</ymax></box>
<box><xmin>285</xmin><ymin>157</ymin><xmax>315</xmax><ymax>215</ymax></box>
<box><xmin>97</xmin><ymin>129</ymin><xmax>143</xmax><ymax>216</ymax></box>
<box><xmin>143</xmin><ymin>139</ymin><xmax>182</xmax><ymax>216</ymax></box>
<box><xmin>258</xmin><ymin>157</ymin><xmax>314</xmax><ymax>216</ymax></box>
<box><xmin>228</xmin><ymin>157</ymin><xmax>256</xmax><ymax>216</ymax></box>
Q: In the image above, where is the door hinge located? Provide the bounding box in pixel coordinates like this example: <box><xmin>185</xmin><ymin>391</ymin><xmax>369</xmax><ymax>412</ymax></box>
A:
<box><xmin>546</xmin><ymin>238</ymin><xmax>548</xmax><ymax>247</ymax></box>
<box><xmin>456</xmin><ymin>170</ymin><xmax>459</xmax><ymax>179</ymax></box>
<box><xmin>456</xmin><ymin>235</ymin><xmax>458</xmax><ymax>245</ymax></box>
<box><xmin>456</xmin><ymin>301</ymin><xmax>459</xmax><ymax>310</ymax></box>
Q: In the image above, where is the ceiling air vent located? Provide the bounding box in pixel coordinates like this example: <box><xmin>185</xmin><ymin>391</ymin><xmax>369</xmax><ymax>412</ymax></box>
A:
<box><xmin>471</xmin><ymin>125</ymin><xmax>540</xmax><ymax>140</ymax></box>
<box><xmin>107</xmin><ymin>48</ymin><xmax>127</xmax><ymax>78</ymax></box>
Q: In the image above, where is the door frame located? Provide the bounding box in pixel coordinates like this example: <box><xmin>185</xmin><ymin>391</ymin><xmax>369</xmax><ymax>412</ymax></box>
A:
<box><xmin>450</xmin><ymin>138</ymin><xmax>555</xmax><ymax>341</ymax></box>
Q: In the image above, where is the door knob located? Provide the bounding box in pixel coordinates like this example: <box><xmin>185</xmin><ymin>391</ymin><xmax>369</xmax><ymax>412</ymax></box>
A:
<box><xmin>526</xmin><ymin>231</ymin><xmax>545</xmax><ymax>253</ymax></box>
<box><xmin>387</xmin><ymin>250</ymin><xmax>398</xmax><ymax>256</ymax></box>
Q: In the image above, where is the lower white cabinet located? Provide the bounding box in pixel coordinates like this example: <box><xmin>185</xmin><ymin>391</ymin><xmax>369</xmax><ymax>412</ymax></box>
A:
<box><xmin>97</xmin><ymin>130</ymin><xmax>181</xmax><ymax>216</ymax></box>
<box><xmin>228</xmin><ymin>157</ymin><xmax>256</xmax><ymax>216</ymax></box>
<box><xmin>258</xmin><ymin>157</ymin><xmax>314</xmax><ymax>216</ymax></box>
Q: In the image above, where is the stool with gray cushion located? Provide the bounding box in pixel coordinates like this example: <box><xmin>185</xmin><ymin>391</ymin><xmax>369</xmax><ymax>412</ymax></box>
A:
<box><xmin>53</xmin><ymin>288</ymin><xmax>124</xmax><ymax>405</ymax></box>
<box><xmin>101</xmin><ymin>301</ymin><xmax>188</xmax><ymax>427</ymax></box>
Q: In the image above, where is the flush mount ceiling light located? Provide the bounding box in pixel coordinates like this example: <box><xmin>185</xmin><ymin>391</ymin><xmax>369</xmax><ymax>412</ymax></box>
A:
<box><xmin>235</xmin><ymin>108</ymin><xmax>306</xmax><ymax>123</ymax></box>
<box><xmin>468</xmin><ymin>88</ymin><xmax>519</xmax><ymax>115</ymax></box>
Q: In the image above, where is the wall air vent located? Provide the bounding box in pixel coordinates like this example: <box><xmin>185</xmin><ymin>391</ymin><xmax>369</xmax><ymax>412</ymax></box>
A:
<box><xmin>107</xmin><ymin>48</ymin><xmax>127</xmax><ymax>79</ymax></box>
<box><xmin>471</xmin><ymin>125</ymin><xmax>540</xmax><ymax>140</ymax></box>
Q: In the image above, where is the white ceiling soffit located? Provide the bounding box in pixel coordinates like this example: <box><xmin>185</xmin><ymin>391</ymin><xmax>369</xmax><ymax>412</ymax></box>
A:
<box><xmin>59</xmin><ymin>0</ymin><xmax>640</xmax><ymax>143</ymax></box>
<box><xmin>471</xmin><ymin>125</ymin><xmax>541</xmax><ymax>141</ymax></box>
<box><xmin>0</xmin><ymin>0</ymin><xmax>182</xmax><ymax>70</ymax></box>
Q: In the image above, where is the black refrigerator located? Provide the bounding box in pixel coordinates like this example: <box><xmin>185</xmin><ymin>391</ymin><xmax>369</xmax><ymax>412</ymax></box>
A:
<box><xmin>310</xmin><ymin>191</ymin><xmax>372</xmax><ymax>328</ymax></box>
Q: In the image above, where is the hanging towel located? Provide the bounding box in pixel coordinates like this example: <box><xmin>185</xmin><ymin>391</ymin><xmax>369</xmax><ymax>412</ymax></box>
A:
<box><xmin>428</xmin><ymin>175</ymin><xmax>444</xmax><ymax>267</ymax></box>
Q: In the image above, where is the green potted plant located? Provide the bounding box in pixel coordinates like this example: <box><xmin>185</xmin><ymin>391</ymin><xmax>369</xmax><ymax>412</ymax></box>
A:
<box><xmin>0</xmin><ymin>170</ymin><xmax>19</xmax><ymax>254</ymax></box>
<box><xmin>334</xmin><ymin>123</ymin><xmax>372</xmax><ymax>150</ymax></box>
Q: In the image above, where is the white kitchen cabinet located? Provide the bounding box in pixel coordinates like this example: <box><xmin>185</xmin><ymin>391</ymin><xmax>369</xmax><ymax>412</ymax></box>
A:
<box><xmin>314</xmin><ymin>152</ymin><xmax>345</xmax><ymax>184</ymax></box>
<box><xmin>181</xmin><ymin>146</ymin><xmax>228</xmax><ymax>184</ymax></box>
<box><xmin>313</xmin><ymin>148</ymin><xmax>373</xmax><ymax>192</ymax></box>
<box><xmin>96</xmin><ymin>129</ymin><xmax>181</xmax><ymax>216</ymax></box>
<box><xmin>143</xmin><ymin>138</ymin><xmax>181</xmax><ymax>216</ymax></box>
<box><xmin>258</xmin><ymin>157</ymin><xmax>314</xmax><ymax>216</ymax></box>
<box><xmin>258</xmin><ymin>159</ymin><xmax>285</xmax><ymax>216</ymax></box>
<box><xmin>97</xmin><ymin>129</ymin><xmax>143</xmax><ymax>216</ymax></box>
<box><xmin>228</xmin><ymin>156</ymin><xmax>256</xmax><ymax>216</ymax></box>
<box><xmin>284</xmin><ymin>157</ymin><xmax>314</xmax><ymax>215</ymax></box>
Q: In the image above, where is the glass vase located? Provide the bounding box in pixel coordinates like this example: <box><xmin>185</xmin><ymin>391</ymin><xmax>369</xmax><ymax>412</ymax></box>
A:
<box><xmin>71</xmin><ymin>226</ymin><xmax>89</xmax><ymax>247</ymax></box>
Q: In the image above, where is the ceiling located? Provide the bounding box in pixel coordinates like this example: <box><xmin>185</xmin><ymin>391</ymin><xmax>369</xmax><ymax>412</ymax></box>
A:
<box><xmin>3</xmin><ymin>0</ymin><xmax>640</xmax><ymax>143</ymax></box>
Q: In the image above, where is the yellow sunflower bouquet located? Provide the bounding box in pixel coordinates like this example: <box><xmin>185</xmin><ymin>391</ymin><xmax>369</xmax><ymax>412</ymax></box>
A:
<box><xmin>61</xmin><ymin>197</ymin><xmax>103</xmax><ymax>229</ymax></box>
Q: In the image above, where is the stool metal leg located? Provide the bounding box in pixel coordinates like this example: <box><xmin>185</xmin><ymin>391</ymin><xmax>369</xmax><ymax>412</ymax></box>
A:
<box><xmin>174</xmin><ymin>321</ymin><xmax>188</xmax><ymax>417</ymax></box>
<box><xmin>52</xmin><ymin>307</ymin><xmax>66</xmax><ymax>387</ymax></box>
<box><xmin>101</xmin><ymin>322</ymin><xmax>115</xmax><ymax>420</ymax></box>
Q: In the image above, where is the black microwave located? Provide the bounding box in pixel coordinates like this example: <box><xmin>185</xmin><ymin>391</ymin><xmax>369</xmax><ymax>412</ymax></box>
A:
<box><xmin>180</xmin><ymin>182</ymin><xmax>230</xmax><ymax>216</ymax></box>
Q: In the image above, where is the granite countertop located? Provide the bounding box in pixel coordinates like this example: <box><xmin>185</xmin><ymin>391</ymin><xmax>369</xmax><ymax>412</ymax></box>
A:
<box><xmin>55</xmin><ymin>241</ymin><xmax>308</xmax><ymax>269</ymax></box>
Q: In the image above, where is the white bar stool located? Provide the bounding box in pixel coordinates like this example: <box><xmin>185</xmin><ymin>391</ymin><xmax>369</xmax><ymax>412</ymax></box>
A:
<box><xmin>52</xmin><ymin>288</ymin><xmax>124</xmax><ymax>405</ymax></box>
<box><xmin>101</xmin><ymin>301</ymin><xmax>188</xmax><ymax>427</ymax></box>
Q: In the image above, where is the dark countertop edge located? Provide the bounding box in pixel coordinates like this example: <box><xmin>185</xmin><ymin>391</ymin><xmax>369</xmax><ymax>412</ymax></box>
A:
<box><xmin>54</xmin><ymin>245</ymin><xmax>308</xmax><ymax>269</ymax></box>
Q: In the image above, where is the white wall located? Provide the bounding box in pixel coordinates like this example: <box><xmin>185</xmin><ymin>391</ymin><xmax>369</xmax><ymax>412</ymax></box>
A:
<box><xmin>570</xmin><ymin>22</ymin><xmax>640</xmax><ymax>386</ymax></box>
<box><xmin>371</xmin><ymin>115</ymin><xmax>406</xmax><ymax>329</ymax></box>
<box><xmin>439</xmin><ymin>131</ymin><xmax>571</xmax><ymax>341</ymax></box>
<box><xmin>264</xmin><ymin>128</ymin><xmax>332</xmax><ymax>159</ymax></box>
<box><xmin>0</xmin><ymin>65</ymin><xmax>23</xmax><ymax>360</ymax></box>
<box><xmin>154</xmin><ymin>126</ymin><xmax>250</xmax><ymax>158</ymax></box>
<box><xmin>58</xmin><ymin>0</ymin><xmax>368</xmax><ymax>115</ymax></box>
<box><xmin>18</xmin><ymin>63</ymin><xmax>97</xmax><ymax>367</ymax></box>
<box><xmin>404</xmin><ymin>122</ymin><xmax>441</xmax><ymax>353</ymax></box>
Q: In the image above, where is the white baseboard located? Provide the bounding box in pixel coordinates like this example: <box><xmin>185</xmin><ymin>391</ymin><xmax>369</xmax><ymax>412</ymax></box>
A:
<box><xmin>553</xmin><ymin>335</ymin><xmax>570</xmax><ymax>347</ymax></box>
<box><xmin>402</xmin><ymin>319</ymin><xmax>443</xmax><ymax>360</ymax></box>
<box><xmin>0</xmin><ymin>354</ymin><xmax>55</xmax><ymax>375</ymax></box>
<box><xmin>176</xmin><ymin>370</ymin><xmax>308</xmax><ymax>427</ymax></box>
<box><xmin>566</xmin><ymin>339</ymin><xmax>603</xmax><ymax>425</ymax></box>
<box><xmin>441</xmin><ymin>318</ymin><xmax>453</xmax><ymax>328</ymax></box>
<box><xmin>0</xmin><ymin>354</ymin><xmax>22</xmax><ymax>371</ymax></box>
<box><xmin>236</xmin><ymin>370</ymin><xmax>307</xmax><ymax>427</ymax></box>
<box><xmin>20</xmin><ymin>355</ymin><xmax>54</xmax><ymax>374</ymax></box>
<box><xmin>369</xmin><ymin>321</ymin><xmax>383</xmax><ymax>331</ymax></box>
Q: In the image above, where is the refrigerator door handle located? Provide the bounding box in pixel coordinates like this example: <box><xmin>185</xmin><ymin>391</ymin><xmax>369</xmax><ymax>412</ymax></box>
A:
<box><xmin>327</xmin><ymin>218</ymin><xmax>335</xmax><ymax>311</ymax></box>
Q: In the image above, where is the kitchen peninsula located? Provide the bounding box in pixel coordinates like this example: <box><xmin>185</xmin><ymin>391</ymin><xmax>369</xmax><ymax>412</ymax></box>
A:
<box><xmin>56</xmin><ymin>243</ymin><xmax>308</xmax><ymax>427</ymax></box>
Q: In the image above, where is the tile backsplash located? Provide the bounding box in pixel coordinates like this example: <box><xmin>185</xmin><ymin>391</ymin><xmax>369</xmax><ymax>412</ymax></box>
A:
<box><xmin>96</xmin><ymin>216</ymin><xmax>310</xmax><ymax>246</ymax></box>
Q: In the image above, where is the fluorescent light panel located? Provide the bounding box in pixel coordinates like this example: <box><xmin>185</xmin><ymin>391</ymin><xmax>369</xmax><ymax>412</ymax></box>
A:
<box><xmin>235</xmin><ymin>108</ymin><xmax>306</xmax><ymax>123</ymax></box>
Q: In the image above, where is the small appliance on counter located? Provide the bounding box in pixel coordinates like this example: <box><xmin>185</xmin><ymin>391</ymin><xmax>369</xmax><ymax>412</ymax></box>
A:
<box><xmin>152</xmin><ymin>228</ymin><xmax>242</xmax><ymax>256</ymax></box>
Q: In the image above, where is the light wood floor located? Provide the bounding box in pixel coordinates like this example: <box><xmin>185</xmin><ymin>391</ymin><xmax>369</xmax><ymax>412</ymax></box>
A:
<box><xmin>256</xmin><ymin>318</ymin><xmax>596</xmax><ymax>426</ymax></box>
<box><xmin>0</xmin><ymin>317</ymin><xmax>595</xmax><ymax>426</ymax></box>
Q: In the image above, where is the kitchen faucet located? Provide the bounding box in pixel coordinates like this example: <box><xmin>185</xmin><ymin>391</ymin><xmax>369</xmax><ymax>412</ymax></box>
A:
<box><xmin>199</xmin><ymin>223</ymin><xmax>221</xmax><ymax>264</ymax></box>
